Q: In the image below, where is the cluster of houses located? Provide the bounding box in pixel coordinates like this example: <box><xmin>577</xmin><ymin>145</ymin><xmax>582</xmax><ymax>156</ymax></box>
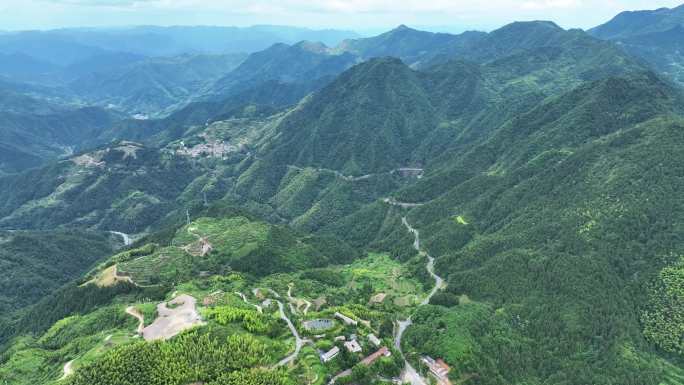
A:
<box><xmin>319</xmin><ymin>332</ymin><xmax>386</xmax><ymax>363</ymax></box>
<box><xmin>300</xmin><ymin>302</ymin><xmax>454</xmax><ymax>384</ymax></box>
<box><xmin>176</xmin><ymin>139</ymin><xmax>237</xmax><ymax>158</ymax></box>
<box><xmin>316</xmin><ymin>312</ymin><xmax>390</xmax><ymax>366</ymax></box>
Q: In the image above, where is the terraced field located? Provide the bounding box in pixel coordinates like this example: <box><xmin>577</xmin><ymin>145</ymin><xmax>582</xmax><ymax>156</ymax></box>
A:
<box><xmin>118</xmin><ymin>216</ymin><xmax>270</xmax><ymax>285</ymax></box>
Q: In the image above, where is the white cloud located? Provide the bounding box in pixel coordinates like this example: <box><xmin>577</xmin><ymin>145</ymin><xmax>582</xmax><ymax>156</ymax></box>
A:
<box><xmin>2</xmin><ymin>0</ymin><xmax>683</xmax><ymax>31</ymax></box>
<box><xmin>520</xmin><ymin>0</ymin><xmax>583</xmax><ymax>10</ymax></box>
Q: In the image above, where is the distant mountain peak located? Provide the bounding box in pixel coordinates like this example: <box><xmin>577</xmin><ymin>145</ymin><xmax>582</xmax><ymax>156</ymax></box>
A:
<box><xmin>499</xmin><ymin>20</ymin><xmax>563</xmax><ymax>31</ymax></box>
<box><xmin>386</xmin><ymin>24</ymin><xmax>423</xmax><ymax>36</ymax></box>
<box><xmin>293</xmin><ymin>40</ymin><xmax>330</xmax><ymax>54</ymax></box>
<box><xmin>589</xmin><ymin>4</ymin><xmax>684</xmax><ymax>39</ymax></box>
<box><xmin>672</xmin><ymin>3</ymin><xmax>684</xmax><ymax>12</ymax></box>
<box><xmin>265</xmin><ymin>42</ymin><xmax>291</xmax><ymax>51</ymax></box>
<box><xmin>329</xmin><ymin>56</ymin><xmax>409</xmax><ymax>85</ymax></box>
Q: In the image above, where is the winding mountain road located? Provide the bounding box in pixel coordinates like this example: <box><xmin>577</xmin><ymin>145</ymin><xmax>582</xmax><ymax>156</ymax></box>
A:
<box><xmin>110</xmin><ymin>231</ymin><xmax>133</xmax><ymax>246</ymax></box>
<box><xmin>236</xmin><ymin>291</ymin><xmax>263</xmax><ymax>313</ymax></box>
<box><xmin>383</xmin><ymin>197</ymin><xmax>425</xmax><ymax>208</ymax></box>
<box><xmin>276</xmin><ymin>300</ymin><xmax>304</xmax><ymax>367</ymax></box>
<box><xmin>286</xmin><ymin>164</ymin><xmax>423</xmax><ymax>183</ymax></box>
<box><xmin>125</xmin><ymin>306</ymin><xmax>145</xmax><ymax>335</ymax></box>
<box><xmin>393</xmin><ymin>216</ymin><xmax>445</xmax><ymax>385</ymax></box>
<box><xmin>287</xmin><ymin>284</ymin><xmax>312</xmax><ymax>315</ymax></box>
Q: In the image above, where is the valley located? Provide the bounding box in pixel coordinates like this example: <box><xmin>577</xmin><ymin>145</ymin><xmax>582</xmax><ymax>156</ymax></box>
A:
<box><xmin>1</xmin><ymin>4</ymin><xmax>684</xmax><ymax>385</ymax></box>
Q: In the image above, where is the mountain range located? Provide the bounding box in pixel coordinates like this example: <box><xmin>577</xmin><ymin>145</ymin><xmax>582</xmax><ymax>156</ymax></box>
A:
<box><xmin>590</xmin><ymin>4</ymin><xmax>684</xmax><ymax>85</ymax></box>
<box><xmin>0</xmin><ymin>5</ymin><xmax>684</xmax><ymax>385</ymax></box>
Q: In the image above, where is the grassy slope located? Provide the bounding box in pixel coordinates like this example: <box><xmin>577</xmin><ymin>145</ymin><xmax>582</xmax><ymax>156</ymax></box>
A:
<box><xmin>0</xmin><ymin>143</ymin><xmax>201</xmax><ymax>233</ymax></box>
<box><xmin>96</xmin><ymin>214</ymin><xmax>358</xmax><ymax>286</ymax></box>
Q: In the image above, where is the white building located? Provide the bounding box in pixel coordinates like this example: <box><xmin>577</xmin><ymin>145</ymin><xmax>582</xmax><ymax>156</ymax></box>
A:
<box><xmin>344</xmin><ymin>339</ymin><xmax>362</xmax><ymax>353</ymax></box>
<box><xmin>334</xmin><ymin>312</ymin><xmax>358</xmax><ymax>326</ymax></box>
<box><xmin>321</xmin><ymin>346</ymin><xmax>340</xmax><ymax>363</ymax></box>
<box><xmin>368</xmin><ymin>333</ymin><xmax>381</xmax><ymax>347</ymax></box>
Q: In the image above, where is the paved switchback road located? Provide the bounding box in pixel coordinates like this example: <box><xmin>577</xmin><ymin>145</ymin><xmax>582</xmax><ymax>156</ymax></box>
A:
<box><xmin>393</xmin><ymin>216</ymin><xmax>445</xmax><ymax>385</ymax></box>
<box><xmin>276</xmin><ymin>300</ymin><xmax>304</xmax><ymax>367</ymax></box>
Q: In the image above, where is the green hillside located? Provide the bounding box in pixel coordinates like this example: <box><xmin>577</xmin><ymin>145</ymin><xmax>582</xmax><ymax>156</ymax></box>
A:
<box><xmin>590</xmin><ymin>4</ymin><xmax>684</xmax><ymax>86</ymax></box>
<box><xmin>0</xmin><ymin>99</ymin><xmax>122</xmax><ymax>175</ymax></box>
<box><xmin>0</xmin><ymin>142</ymin><xmax>202</xmax><ymax>233</ymax></box>
<box><xmin>590</xmin><ymin>5</ymin><xmax>684</xmax><ymax>39</ymax></box>
<box><xmin>265</xmin><ymin>57</ymin><xmax>435</xmax><ymax>175</ymax></box>
<box><xmin>113</xmin><ymin>215</ymin><xmax>355</xmax><ymax>284</ymax></box>
<box><xmin>1</xmin><ymin>16</ymin><xmax>684</xmax><ymax>385</ymax></box>
<box><xmin>0</xmin><ymin>230</ymin><xmax>115</xmax><ymax>316</ymax></box>
<box><xmin>71</xmin><ymin>53</ymin><xmax>247</xmax><ymax>117</ymax></box>
<box><xmin>389</xmin><ymin>74</ymin><xmax>684</xmax><ymax>385</ymax></box>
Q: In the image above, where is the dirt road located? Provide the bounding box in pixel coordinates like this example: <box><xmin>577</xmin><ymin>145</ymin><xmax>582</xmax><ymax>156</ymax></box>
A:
<box><xmin>125</xmin><ymin>306</ymin><xmax>145</xmax><ymax>335</ymax></box>
<box><xmin>110</xmin><ymin>231</ymin><xmax>133</xmax><ymax>246</ymax></box>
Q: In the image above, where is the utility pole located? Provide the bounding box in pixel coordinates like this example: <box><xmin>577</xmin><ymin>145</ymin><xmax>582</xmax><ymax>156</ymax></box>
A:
<box><xmin>186</xmin><ymin>209</ymin><xmax>190</xmax><ymax>226</ymax></box>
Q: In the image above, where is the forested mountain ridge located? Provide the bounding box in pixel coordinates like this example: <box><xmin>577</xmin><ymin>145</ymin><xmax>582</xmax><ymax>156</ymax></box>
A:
<box><xmin>70</xmin><ymin>53</ymin><xmax>247</xmax><ymax>117</ymax></box>
<box><xmin>0</xmin><ymin>26</ymin><xmax>358</xmax><ymax>120</ymax></box>
<box><xmin>0</xmin><ymin>230</ymin><xmax>117</xmax><ymax>316</ymax></box>
<box><xmin>0</xmin><ymin>26</ymin><xmax>359</xmax><ymax>66</ymax></box>
<box><xmin>1</xmin><ymin>22</ymin><xmax>643</xmax><ymax>232</ymax></box>
<box><xmin>323</xmin><ymin>70</ymin><xmax>684</xmax><ymax>384</ymax></box>
<box><xmin>590</xmin><ymin>4</ymin><xmax>684</xmax><ymax>85</ymax></box>
<box><xmin>257</xmin><ymin>24</ymin><xmax>645</xmax><ymax>176</ymax></box>
<box><xmin>209</xmin><ymin>41</ymin><xmax>359</xmax><ymax>99</ymax></box>
<box><xmin>0</xmin><ymin>92</ymin><xmax>122</xmax><ymax>175</ymax></box>
<box><xmin>263</xmin><ymin>57</ymin><xmax>437</xmax><ymax>175</ymax></box>
<box><xmin>1</xmin><ymin>12</ymin><xmax>684</xmax><ymax>385</ymax></box>
<box><xmin>0</xmin><ymin>20</ymin><xmax>647</xmax><ymax>176</ymax></box>
<box><xmin>589</xmin><ymin>4</ymin><xmax>684</xmax><ymax>39</ymax></box>
<box><xmin>334</xmin><ymin>24</ymin><xmax>486</xmax><ymax>67</ymax></box>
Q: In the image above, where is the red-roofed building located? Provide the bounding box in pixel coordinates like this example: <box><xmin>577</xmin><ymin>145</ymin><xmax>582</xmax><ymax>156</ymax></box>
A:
<box><xmin>422</xmin><ymin>356</ymin><xmax>452</xmax><ymax>385</ymax></box>
<box><xmin>361</xmin><ymin>346</ymin><xmax>391</xmax><ymax>366</ymax></box>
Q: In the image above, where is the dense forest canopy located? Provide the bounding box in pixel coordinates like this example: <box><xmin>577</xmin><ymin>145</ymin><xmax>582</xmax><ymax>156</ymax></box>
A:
<box><xmin>1</xmin><ymin>4</ymin><xmax>684</xmax><ymax>385</ymax></box>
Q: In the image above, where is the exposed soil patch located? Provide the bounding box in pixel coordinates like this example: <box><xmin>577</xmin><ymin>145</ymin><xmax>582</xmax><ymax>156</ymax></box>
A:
<box><xmin>59</xmin><ymin>360</ymin><xmax>74</xmax><ymax>380</ymax></box>
<box><xmin>142</xmin><ymin>294</ymin><xmax>204</xmax><ymax>341</ymax></box>
<box><xmin>71</xmin><ymin>153</ymin><xmax>105</xmax><ymax>168</ymax></box>
<box><xmin>183</xmin><ymin>237</ymin><xmax>213</xmax><ymax>257</ymax></box>
<box><xmin>85</xmin><ymin>265</ymin><xmax>135</xmax><ymax>287</ymax></box>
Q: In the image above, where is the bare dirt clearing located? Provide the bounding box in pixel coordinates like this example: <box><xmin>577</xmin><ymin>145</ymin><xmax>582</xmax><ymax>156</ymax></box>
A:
<box><xmin>142</xmin><ymin>294</ymin><xmax>204</xmax><ymax>341</ymax></box>
<box><xmin>182</xmin><ymin>226</ymin><xmax>213</xmax><ymax>257</ymax></box>
<box><xmin>59</xmin><ymin>360</ymin><xmax>74</xmax><ymax>380</ymax></box>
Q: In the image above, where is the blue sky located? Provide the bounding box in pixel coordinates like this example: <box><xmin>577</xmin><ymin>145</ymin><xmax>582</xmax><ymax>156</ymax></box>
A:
<box><xmin>1</xmin><ymin>1</ymin><xmax>682</xmax><ymax>33</ymax></box>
